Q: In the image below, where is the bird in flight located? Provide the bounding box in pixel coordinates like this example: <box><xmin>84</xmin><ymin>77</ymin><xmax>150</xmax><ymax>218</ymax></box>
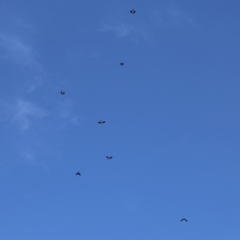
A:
<box><xmin>120</xmin><ymin>62</ymin><xmax>124</xmax><ymax>66</ymax></box>
<box><xmin>76</xmin><ymin>172</ymin><xmax>81</xmax><ymax>176</ymax></box>
<box><xmin>60</xmin><ymin>91</ymin><xmax>65</xmax><ymax>95</ymax></box>
<box><xmin>98</xmin><ymin>120</ymin><xmax>106</xmax><ymax>124</ymax></box>
<box><xmin>106</xmin><ymin>156</ymin><xmax>113</xmax><ymax>160</ymax></box>
<box><xmin>130</xmin><ymin>9</ymin><xmax>136</xmax><ymax>14</ymax></box>
<box><xmin>180</xmin><ymin>218</ymin><xmax>188</xmax><ymax>222</ymax></box>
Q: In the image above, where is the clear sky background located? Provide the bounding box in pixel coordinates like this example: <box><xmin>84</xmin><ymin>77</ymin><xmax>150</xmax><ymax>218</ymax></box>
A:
<box><xmin>0</xmin><ymin>1</ymin><xmax>240</xmax><ymax>240</ymax></box>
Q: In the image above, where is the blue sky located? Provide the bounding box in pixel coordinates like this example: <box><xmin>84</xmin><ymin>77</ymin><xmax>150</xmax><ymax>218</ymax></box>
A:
<box><xmin>0</xmin><ymin>1</ymin><xmax>240</xmax><ymax>239</ymax></box>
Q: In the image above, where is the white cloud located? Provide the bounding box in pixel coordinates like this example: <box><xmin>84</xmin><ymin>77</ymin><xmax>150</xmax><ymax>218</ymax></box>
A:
<box><xmin>167</xmin><ymin>6</ymin><xmax>197</xmax><ymax>28</ymax></box>
<box><xmin>0</xmin><ymin>30</ymin><xmax>45</xmax><ymax>93</ymax></box>
<box><xmin>14</xmin><ymin>100</ymin><xmax>48</xmax><ymax>130</ymax></box>
<box><xmin>21</xmin><ymin>149</ymin><xmax>49</xmax><ymax>172</ymax></box>
<box><xmin>53</xmin><ymin>99</ymin><xmax>82</xmax><ymax>127</ymax></box>
<box><xmin>99</xmin><ymin>21</ymin><xmax>153</xmax><ymax>44</ymax></box>
<box><xmin>100</xmin><ymin>23</ymin><xmax>134</xmax><ymax>38</ymax></box>
<box><xmin>10</xmin><ymin>99</ymin><xmax>49</xmax><ymax>130</ymax></box>
<box><xmin>0</xmin><ymin>33</ymin><xmax>37</xmax><ymax>67</ymax></box>
<box><xmin>0</xmin><ymin>97</ymin><xmax>82</xmax><ymax>132</ymax></box>
<box><xmin>99</xmin><ymin>4</ymin><xmax>197</xmax><ymax>44</ymax></box>
<box><xmin>12</xmin><ymin>17</ymin><xmax>35</xmax><ymax>31</ymax></box>
<box><xmin>147</xmin><ymin>2</ymin><xmax>198</xmax><ymax>28</ymax></box>
<box><xmin>25</xmin><ymin>76</ymin><xmax>44</xmax><ymax>93</ymax></box>
<box><xmin>24</xmin><ymin>152</ymin><xmax>36</xmax><ymax>164</ymax></box>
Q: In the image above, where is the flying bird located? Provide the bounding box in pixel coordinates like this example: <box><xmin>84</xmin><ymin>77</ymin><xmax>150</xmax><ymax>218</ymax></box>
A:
<box><xmin>76</xmin><ymin>172</ymin><xmax>81</xmax><ymax>176</ymax></box>
<box><xmin>60</xmin><ymin>91</ymin><xmax>65</xmax><ymax>95</ymax></box>
<box><xmin>106</xmin><ymin>156</ymin><xmax>113</xmax><ymax>160</ymax></box>
<box><xmin>120</xmin><ymin>62</ymin><xmax>124</xmax><ymax>66</ymax></box>
<box><xmin>180</xmin><ymin>218</ymin><xmax>188</xmax><ymax>222</ymax></box>
<box><xmin>130</xmin><ymin>9</ymin><xmax>136</xmax><ymax>14</ymax></box>
<box><xmin>98</xmin><ymin>120</ymin><xmax>106</xmax><ymax>124</ymax></box>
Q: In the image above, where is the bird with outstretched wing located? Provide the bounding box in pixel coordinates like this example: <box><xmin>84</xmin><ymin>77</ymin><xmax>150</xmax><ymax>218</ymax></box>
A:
<box><xmin>98</xmin><ymin>120</ymin><xmax>106</xmax><ymax>124</ymax></box>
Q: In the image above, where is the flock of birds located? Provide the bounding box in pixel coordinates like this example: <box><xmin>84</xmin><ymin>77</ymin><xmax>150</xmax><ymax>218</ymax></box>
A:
<box><xmin>60</xmin><ymin>9</ymin><xmax>188</xmax><ymax>223</ymax></box>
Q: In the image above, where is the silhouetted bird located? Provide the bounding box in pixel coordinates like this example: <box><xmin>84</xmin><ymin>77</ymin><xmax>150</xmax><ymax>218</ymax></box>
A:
<box><xmin>130</xmin><ymin>10</ymin><xmax>136</xmax><ymax>14</ymax></box>
<box><xmin>76</xmin><ymin>172</ymin><xmax>81</xmax><ymax>176</ymax></box>
<box><xmin>60</xmin><ymin>91</ymin><xmax>65</xmax><ymax>95</ymax></box>
<box><xmin>98</xmin><ymin>120</ymin><xmax>106</xmax><ymax>124</ymax></box>
<box><xmin>106</xmin><ymin>156</ymin><xmax>113</xmax><ymax>159</ymax></box>
<box><xmin>120</xmin><ymin>62</ymin><xmax>124</xmax><ymax>66</ymax></box>
<box><xmin>180</xmin><ymin>218</ymin><xmax>188</xmax><ymax>222</ymax></box>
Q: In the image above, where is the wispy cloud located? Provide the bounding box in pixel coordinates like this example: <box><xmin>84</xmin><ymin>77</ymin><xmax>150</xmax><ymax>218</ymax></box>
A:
<box><xmin>0</xmin><ymin>33</ymin><xmax>39</xmax><ymax>67</ymax></box>
<box><xmin>166</xmin><ymin>6</ymin><xmax>197</xmax><ymax>28</ymax></box>
<box><xmin>24</xmin><ymin>152</ymin><xmax>36</xmax><ymax>164</ymax></box>
<box><xmin>154</xmin><ymin>3</ymin><xmax>197</xmax><ymax>28</ymax></box>
<box><xmin>100</xmin><ymin>23</ymin><xmax>134</xmax><ymax>38</ymax></box>
<box><xmin>53</xmin><ymin>99</ymin><xmax>82</xmax><ymax>127</ymax></box>
<box><xmin>25</xmin><ymin>76</ymin><xmax>44</xmax><ymax>93</ymax></box>
<box><xmin>99</xmin><ymin>21</ymin><xmax>152</xmax><ymax>44</ymax></box>
<box><xmin>20</xmin><ymin>148</ymin><xmax>49</xmax><ymax>172</ymax></box>
<box><xmin>0</xmin><ymin>97</ymin><xmax>82</xmax><ymax>131</ymax></box>
<box><xmin>0</xmin><ymin>99</ymin><xmax>49</xmax><ymax>131</ymax></box>
<box><xmin>13</xmin><ymin>100</ymin><xmax>49</xmax><ymax>130</ymax></box>
<box><xmin>12</xmin><ymin>17</ymin><xmax>35</xmax><ymax>31</ymax></box>
<box><xmin>0</xmin><ymin>25</ymin><xmax>45</xmax><ymax>93</ymax></box>
<box><xmin>99</xmin><ymin>4</ymin><xmax>197</xmax><ymax>44</ymax></box>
